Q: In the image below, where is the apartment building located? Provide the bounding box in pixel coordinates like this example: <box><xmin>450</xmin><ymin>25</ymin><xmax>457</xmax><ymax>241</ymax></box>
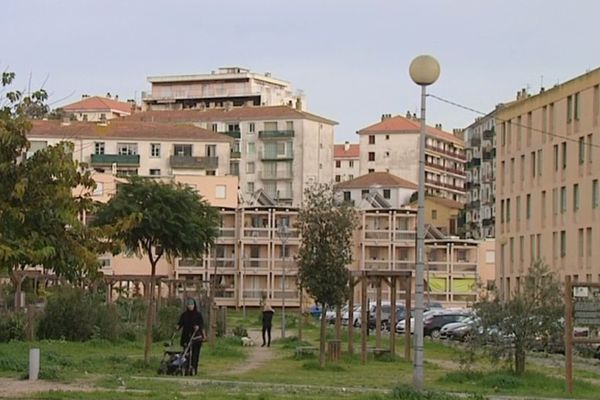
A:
<box><xmin>408</xmin><ymin>196</ymin><xmax>463</xmax><ymax>237</ymax></box>
<box><xmin>142</xmin><ymin>67</ymin><xmax>304</xmax><ymax>112</ymax></box>
<box><xmin>126</xmin><ymin>105</ymin><xmax>336</xmax><ymax>206</ymax></box>
<box><xmin>334</xmin><ymin>172</ymin><xmax>417</xmax><ymax>208</ymax></box>
<box><xmin>464</xmin><ymin>110</ymin><xmax>498</xmax><ymax>239</ymax></box>
<box><xmin>496</xmin><ymin>67</ymin><xmax>600</xmax><ymax>298</ymax></box>
<box><xmin>63</xmin><ymin>95</ymin><xmax>134</xmax><ymax>122</ymax></box>
<box><xmin>334</xmin><ymin>142</ymin><xmax>360</xmax><ymax>183</ymax></box>
<box><xmin>28</xmin><ymin>120</ymin><xmax>233</xmax><ymax>177</ymax></box>
<box><xmin>357</xmin><ymin>113</ymin><xmax>466</xmax><ymax>202</ymax></box>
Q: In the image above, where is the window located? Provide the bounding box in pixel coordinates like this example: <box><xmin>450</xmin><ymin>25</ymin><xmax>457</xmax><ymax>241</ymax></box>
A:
<box><xmin>553</xmin><ymin>232</ymin><xmax>558</xmax><ymax>259</ymax></box>
<box><xmin>361</xmin><ymin>189</ymin><xmax>369</xmax><ymax>198</ymax></box>
<box><xmin>537</xmin><ymin>233</ymin><xmax>542</xmax><ymax>259</ymax></box>
<box><xmin>552</xmin><ymin>188</ymin><xmax>558</xmax><ymax>215</ymax></box>
<box><xmin>349</xmin><ymin>160</ymin><xmax>354</xmax><ymax>168</ymax></box>
<box><xmin>587</xmin><ymin>228</ymin><xmax>592</xmax><ymax>257</ymax></box>
<box><xmin>215</xmin><ymin>185</ymin><xmax>226</xmax><ymax>199</ymax></box>
<box><xmin>562</xmin><ymin>142</ymin><xmax>567</xmax><ymax>169</ymax></box>
<box><xmin>560</xmin><ymin>230</ymin><xmax>567</xmax><ymax>257</ymax></box>
<box><xmin>593</xmin><ymin>179</ymin><xmax>599</xmax><ymax>209</ymax></box>
<box><xmin>510</xmin><ymin>237</ymin><xmax>515</xmax><ymax>262</ymax></box>
<box><xmin>246</xmin><ymin>182</ymin><xmax>254</xmax><ymax>193</ymax></box>
<box><xmin>520</xmin><ymin>155</ymin><xmax>525</xmax><ymax>181</ymax></box>
<box><xmin>82</xmin><ymin>114</ymin><xmax>88</xmax><ymax>122</ymax></box>
<box><xmin>246</xmin><ymin>162</ymin><xmax>255</xmax><ymax>174</ymax></box>
<box><xmin>519</xmin><ymin>236</ymin><xmax>524</xmax><ymax>262</ymax></box>
<box><xmin>500</xmin><ymin>200</ymin><xmax>504</xmax><ymax>223</ymax></box>
<box><xmin>560</xmin><ymin>186</ymin><xmax>567</xmax><ymax>213</ymax></box>
<box><xmin>368</xmin><ymin>152</ymin><xmax>375</xmax><ymax>162</ymax></box>
<box><xmin>537</xmin><ymin>149</ymin><xmax>542</xmax><ymax>176</ymax></box>
<box><xmin>385</xmin><ymin>151</ymin><xmax>390</xmax><ymax>157</ymax></box>
<box><xmin>553</xmin><ymin>144</ymin><xmax>559</xmax><ymax>171</ymax></box>
<box><xmin>579</xmin><ymin>228</ymin><xmax>584</xmax><ymax>257</ymax></box>
<box><xmin>506</xmin><ymin>198</ymin><xmax>511</xmax><ymax>222</ymax></box>
<box><xmin>573</xmin><ymin>184</ymin><xmax>580</xmax><ymax>211</ymax></box>
<box><xmin>173</xmin><ymin>144</ymin><xmax>192</xmax><ymax>156</ymax></box>
<box><xmin>368</xmin><ymin>169</ymin><xmax>374</xmax><ymax>173</ymax></box>
<box><xmin>386</xmin><ymin>135</ymin><xmax>390</xmax><ymax>140</ymax></box>
<box><xmin>206</xmin><ymin>144</ymin><xmax>217</xmax><ymax>157</ymax></box>
<box><xmin>431</xmin><ymin>209</ymin><xmax>438</xmax><ymax>220</ymax></box>
<box><xmin>94</xmin><ymin>142</ymin><xmax>105</xmax><ymax>155</ymax></box>
<box><xmin>99</xmin><ymin>113</ymin><xmax>106</xmax><ymax>121</ymax></box>
<box><xmin>501</xmin><ymin>122</ymin><xmax>506</xmax><ymax>146</ymax></box>
<box><xmin>526</xmin><ymin>194</ymin><xmax>531</xmax><ymax>219</ymax></box>
<box><xmin>210</xmin><ymin>123</ymin><xmax>218</xmax><ymax>132</ymax></box>
<box><xmin>247</xmin><ymin>142</ymin><xmax>255</xmax><ymax>154</ymax></box>
<box><xmin>549</xmin><ymin>102</ymin><xmax>555</xmax><ymax>133</ymax></box>
<box><xmin>510</xmin><ymin>158</ymin><xmax>515</xmax><ymax>183</ymax></box>
<box><xmin>383</xmin><ymin>189</ymin><xmax>391</xmax><ymax>199</ymax></box>
<box><xmin>149</xmin><ymin>169</ymin><xmax>161</xmax><ymax>176</ymax></box>
<box><xmin>574</xmin><ymin>92</ymin><xmax>580</xmax><ymax>121</ymax></box>
<box><xmin>206</xmin><ymin>170</ymin><xmax>216</xmax><ymax>176</ymax></box>
<box><xmin>567</xmin><ymin>95</ymin><xmax>573</xmax><ymax>123</ymax></box>
<box><xmin>369</xmin><ymin>135</ymin><xmax>375</xmax><ymax>145</ymax></box>
<box><xmin>150</xmin><ymin>143</ymin><xmax>161</xmax><ymax>158</ymax></box>
<box><xmin>335</xmin><ymin>175</ymin><xmax>341</xmax><ymax>182</ymax></box>
<box><xmin>117</xmin><ymin>143</ymin><xmax>138</xmax><ymax>155</ymax></box>
<box><xmin>516</xmin><ymin>196</ymin><xmax>521</xmax><ymax>221</ymax></box>
<box><xmin>579</xmin><ymin>136</ymin><xmax>585</xmax><ymax>164</ymax></box>
<box><xmin>343</xmin><ymin>191</ymin><xmax>351</xmax><ymax>201</ymax></box>
<box><xmin>588</xmin><ymin>134</ymin><xmax>593</xmax><ymax>164</ymax></box>
<box><xmin>335</xmin><ymin>160</ymin><xmax>341</xmax><ymax>168</ymax></box>
<box><xmin>541</xmin><ymin>190</ymin><xmax>546</xmax><ymax>219</ymax></box>
<box><xmin>286</xmin><ymin>121</ymin><xmax>294</xmax><ymax>130</ymax></box>
<box><xmin>249</xmin><ymin>123</ymin><xmax>255</xmax><ymax>133</ymax></box>
<box><xmin>531</xmin><ymin>152</ymin><xmax>536</xmax><ymax>177</ymax></box>
<box><xmin>527</xmin><ymin>112</ymin><xmax>532</xmax><ymax>145</ymax></box>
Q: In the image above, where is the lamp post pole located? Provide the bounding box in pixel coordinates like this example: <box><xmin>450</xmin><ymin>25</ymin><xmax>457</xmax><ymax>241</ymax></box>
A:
<box><xmin>409</xmin><ymin>55</ymin><xmax>440</xmax><ymax>391</ymax></box>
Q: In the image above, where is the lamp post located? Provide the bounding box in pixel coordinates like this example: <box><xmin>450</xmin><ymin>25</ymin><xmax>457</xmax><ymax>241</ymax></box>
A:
<box><xmin>277</xmin><ymin>222</ymin><xmax>290</xmax><ymax>338</ymax></box>
<box><xmin>409</xmin><ymin>54</ymin><xmax>440</xmax><ymax>391</ymax></box>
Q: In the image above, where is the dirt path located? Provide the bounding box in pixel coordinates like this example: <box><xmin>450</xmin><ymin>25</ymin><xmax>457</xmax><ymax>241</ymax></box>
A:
<box><xmin>0</xmin><ymin>377</ymin><xmax>99</xmax><ymax>398</ymax></box>
<box><xmin>220</xmin><ymin>328</ymin><xmax>281</xmax><ymax>376</ymax></box>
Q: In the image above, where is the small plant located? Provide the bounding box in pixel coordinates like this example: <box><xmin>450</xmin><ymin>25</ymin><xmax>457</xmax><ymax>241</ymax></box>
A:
<box><xmin>0</xmin><ymin>311</ymin><xmax>26</xmax><ymax>342</ymax></box>
<box><xmin>232</xmin><ymin>325</ymin><xmax>248</xmax><ymax>337</ymax></box>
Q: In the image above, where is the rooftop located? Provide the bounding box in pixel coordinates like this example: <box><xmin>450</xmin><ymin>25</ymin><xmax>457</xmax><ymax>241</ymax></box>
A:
<box><xmin>357</xmin><ymin>115</ymin><xmax>463</xmax><ymax>145</ymax></box>
<box><xmin>147</xmin><ymin>67</ymin><xmax>290</xmax><ymax>87</ymax></box>
<box><xmin>334</xmin><ymin>143</ymin><xmax>360</xmax><ymax>158</ymax></box>
<box><xmin>410</xmin><ymin>195</ymin><xmax>464</xmax><ymax>210</ymax></box>
<box><xmin>62</xmin><ymin>96</ymin><xmax>133</xmax><ymax>114</ymax></box>
<box><xmin>29</xmin><ymin>120</ymin><xmax>233</xmax><ymax>142</ymax></box>
<box><xmin>335</xmin><ymin>172</ymin><xmax>417</xmax><ymax>190</ymax></box>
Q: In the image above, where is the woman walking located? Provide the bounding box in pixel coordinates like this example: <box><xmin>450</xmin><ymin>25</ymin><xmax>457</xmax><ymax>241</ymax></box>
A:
<box><xmin>262</xmin><ymin>302</ymin><xmax>274</xmax><ymax>347</ymax></box>
<box><xmin>176</xmin><ymin>298</ymin><xmax>205</xmax><ymax>375</ymax></box>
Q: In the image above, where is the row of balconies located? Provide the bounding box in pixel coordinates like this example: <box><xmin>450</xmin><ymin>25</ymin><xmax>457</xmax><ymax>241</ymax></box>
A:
<box><xmin>424</xmin><ymin>161</ymin><xmax>466</xmax><ymax>177</ymax></box>
<box><xmin>425</xmin><ymin>143</ymin><xmax>466</xmax><ymax>160</ymax></box>
<box><xmin>90</xmin><ymin>154</ymin><xmax>219</xmax><ymax>170</ymax></box>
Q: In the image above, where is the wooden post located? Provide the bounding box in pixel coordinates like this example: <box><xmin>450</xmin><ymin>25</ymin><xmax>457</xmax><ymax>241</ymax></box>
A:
<box><xmin>348</xmin><ymin>280</ymin><xmax>355</xmax><ymax>355</ymax></box>
<box><xmin>375</xmin><ymin>279</ymin><xmax>382</xmax><ymax>349</ymax></box>
<box><xmin>404</xmin><ymin>277</ymin><xmax>412</xmax><ymax>362</ymax></box>
<box><xmin>390</xmin><ymin>277</ymin><xmax>397</xmax><ymax>356</ymax></box>
<box><xmin>335</xmin><ymin>304</ymin><xmax>342</xmax><ymax>341</ymax></box>
<box><xmin>565</xmin><ymin>275</ymin><xmax>573</xmax><ymax>394</ymax></box>
<box><xmin>298</xmin><ymin>288</ymin><xmax>303</xmax><ymax>341</ymax></box>
<box><xmin>361</xmin><ymin>275</ymin><xmax>368</xmax><ymax>365</ymax></box>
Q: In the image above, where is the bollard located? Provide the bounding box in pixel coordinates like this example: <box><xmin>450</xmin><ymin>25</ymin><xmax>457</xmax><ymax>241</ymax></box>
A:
<box><xmin>29</xmin><ymin>348</ymin><xmax>40</xmax><ymax>381</ymax></box>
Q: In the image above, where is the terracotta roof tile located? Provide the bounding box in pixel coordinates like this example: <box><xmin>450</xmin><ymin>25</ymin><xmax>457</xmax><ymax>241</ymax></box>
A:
<box><xmin>358</xmin><ymin>115</ymin><xmax>463</xmax><ymax>146</ymax></box>
<box><xmin>335</xmin><ymin>172</ymin><xmax>417</xmax><ymax>190</ymax></box>
<box><xmin>63</xmin><ymin>96</ymin><xmax>133</xmax><ymax>114</ymax></box>
<box><xmin>29</xmin><ymin>120</ymin><xmax>233</xmax><ymax>142</ymax></box>
<box><xmin>334</xmin><ymin>144</ymin><xmax>360</xmax><ymax>158</ymax></box>
<box><xmin>125</xmin><ymin>105</ymin><xmax>337</xmax><ymax>125</ymax></box>
<box><xmin>409</xmin><ymin>195</ymin><xmax>464</xmax><ymax>209</ymax></box>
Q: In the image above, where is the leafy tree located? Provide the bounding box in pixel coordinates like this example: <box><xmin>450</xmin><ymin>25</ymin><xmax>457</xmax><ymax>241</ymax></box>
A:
<box><xmin>474</xmin><ymin>261</ymin><xmax>564</xmax><ymax>375</ymax></box>
<box><xmin>92</xmin><ymin>177</ymin><xmax>219</xmax><ymax>362</ymax></box>
<box><xmin>296</xmin><ymin>184</ymin><xmax>358</xmax><ymax>366</ymax></box>
<box><xmin>0</xmin><ymin>72</ymin><xmax>100</xmax><ymax>304</ymax></box>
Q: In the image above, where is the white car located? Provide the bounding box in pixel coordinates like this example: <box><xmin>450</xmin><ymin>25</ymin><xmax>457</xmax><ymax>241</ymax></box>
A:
<box><xmin>341</xmin><ymin>306</ymin><xmax>361</xmax><ymax>326</ymax></box>
<box><xmin>325</xmin><ymin>305</ymin><xmax>349</xmax><ymax>324</ymax></box>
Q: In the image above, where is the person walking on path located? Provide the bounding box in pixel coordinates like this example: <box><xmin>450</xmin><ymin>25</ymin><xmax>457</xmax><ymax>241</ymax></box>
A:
<box><xmin>176</xmin><ymin>298</ymin><xmax>206</xmax><ymax>375</ymax></box>
<box><xmin>262</xmin><ymin>302</ymin><xmax>274</xmax><ymax>347</ymax></box>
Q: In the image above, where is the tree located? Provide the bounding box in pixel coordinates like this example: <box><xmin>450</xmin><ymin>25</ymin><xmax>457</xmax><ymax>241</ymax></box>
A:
<box><xmin>474</xmin><ymin>261</ymin><xmax>564</xmax><ymax>375</ymax></box>
<box><xmin>296</xmin><ymin>184</ymin><xmax>358</xmax><ymax>367</ymax></box>
<box><xmin>0</xmin><ymin>72</ymin><xmax>100</xmax><ymax>305</ymax></box>
<box><xmin>92</xmin><ymin>177</ymin><xmax>220</xmax><ymax>362</ymax></box>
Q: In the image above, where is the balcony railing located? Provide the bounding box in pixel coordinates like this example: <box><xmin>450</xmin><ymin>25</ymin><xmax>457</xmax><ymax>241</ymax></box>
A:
<box><xmin>425</xmin><ymin>144</ymin><xmax>466</xmax><ymax>160</ymax></box>
<box><xmin>142</xmin><ymin>88</ymin><xmax>262</xmax><ymax>101</ymax></box>
<box><xmin>426</xmin><ymin>261</ymin><xmax>449</xmax><ymax>272</ymax></box>
<box><xmin>453</xmin><ymin>264</ymin><xmax>477</xmax><ymax>273</ymax></box>
<box><xmin>395</xmin><ymin>231</ymin><xmax>416</xmax><ymax>241</ymax></box>
<box><xmin>365</xmin><ymin>260</ymin><xmax>392</xmax><ymax>270</ymax></box>
<box><xmin>230</xmin><ymin>150</ymin><xmax>241</xmax><ymax>159</ymax></box>
<box><xmin>260</xmin><ymin>150</ymin><xmax>294</xmax><ymax>161</ymax></box>
<box><xmin>215</xmin><ymin>289</ymin><xmax>236</xmax><ymax>299</ymax></box>
<box><xmin>211</xmin><ymin>258</ymin><xmax>235</xmax><ymax>268</ymax></box>
<box><xmin>220</xmin><ymin>131</ymin><xmax>241</xmax><ymax>139</ymax></box>
<box><xmin>260</xmin><ymin>170</ymin><xmax>293</xmax><ymax>180</ymax></box>
<box><xmin>170</xmin><ymin>155</ymin><xmax>218</xmax><ymax>169</ymax></box>
<box><xmin>242</xmin><ymin>228</ymin><xmax>270</xmax><ymax>239</ymax></box>
<box><xmin>425</xmin><ymin>161</ymin><xmax>465</xmax><ymax>177</ymax></box>
<box><xmin>243</xmin><ymin>290</ymin><xmax>266</xmax><ymax>299</ymax></box>
<box><xmin>394</xmin><ymin>261</ymin><xmax>415</xmax><ymax>270</ymax></box>
<box><xmin>364</xmin><ymin>230</ymin><xmax>391</xmax><ymax>240</ymax></box>
<box><xmin>483</xmin><ymin>129</ymin><xmax>495</xmax><ymax>140</ymax></box>
<box><xmin>425</xmin><ymin>179</ymin><xmax>464</xmax><ymax>192</ymax></box>
<box><xmin>258</xmin><ymin>130</ymin><xmax>295</xmax><ymax>139</ymax></box>
<box><xmin>218</xmin><ymin>227</ymin><xmax>236</xmax><ymax>238</ymax></box>
<box><xmin>272</xmin><ymin>290</ymin><xmax>299</xmax><ymax>300</ymax></box>
<box><xmin>245</xmin><ymin>259</ymin><xmax>270</xmax><ymax>269</ymax></box>
<box><xmin>91</xmin><ymin>154</ymin><xmax>140</xmax><ymax>167</ymax></box>
<box><xmin>482</xmin><ymin>218</ymin><xmax>495</xmax><ymax>227</ymax></box>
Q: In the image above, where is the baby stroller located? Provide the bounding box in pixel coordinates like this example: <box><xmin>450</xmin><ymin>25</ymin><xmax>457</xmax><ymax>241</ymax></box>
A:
<box><xmin>158</xmin><ymin>329</ymin><xmax>204</xmax><ymax>376</ymax></box>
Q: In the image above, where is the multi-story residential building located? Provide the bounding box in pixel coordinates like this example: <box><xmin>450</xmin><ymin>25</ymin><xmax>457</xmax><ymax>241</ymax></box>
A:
<box><xmin>126</xmin><ymin>105</ymin><xmax>336</xmax><ymax>206</ymax></box>
<box><xmin>28</xmin><ymin>120</ymin><xmax>233</xmax><ymax>177</ymax></box>
<box><xmin>334</xmin><ymin>141</ymin><xmax>360</xmax><ymax>183</ymax></box>
<box><xmin>142</xmin><ymin>67</ymin><xmax>305</xmax><ymax>112</ymax></box>
<box><xmin>334</xmin><ymin>172</ymin><xmax>416</xmax><ymax>208</ymax></box>
<box><xmin>357</xmin><ymin>113</ymin><xmax>466</xmax><ymax>202</ymax></box>
<box><xmin>63</xmin><ymin>95</ymin><xmax>134</xmax><ymax>122</ymax></box>
<box><xmin>408</xmin><ymin>196</ymin><xmax>463</xmax><ymax>237</ymax></box>
<box><xmin>464</xmin><ymin>109</ymin><xmax>498</xmax><ymax>239</ymax></box>
<box><xmin>496</xmin><ymin>68</ymin><xmax>600</xmax><ymax>298</ymax></box>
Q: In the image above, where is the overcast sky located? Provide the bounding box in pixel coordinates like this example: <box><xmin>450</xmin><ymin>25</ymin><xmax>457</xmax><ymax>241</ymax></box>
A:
<box><xmin>3</xmin><ymin>0</ymin><xmax>600</xmax><ymax>142</ymax></box>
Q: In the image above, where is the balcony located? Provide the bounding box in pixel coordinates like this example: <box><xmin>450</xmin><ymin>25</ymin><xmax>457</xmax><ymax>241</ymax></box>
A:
<box><xmin>242</xmin><ymin>228</ymin><xmax>270</xmax><ymax>239</ymax></box>
<box><xmin>260</xmin><ymin>150</ymin><xmax>294</xmax><ymax>161</ymax></box>
<box><xmin>230</xmin><ymin>150</ymin><xmax>241</xmax><ymax>159</ymax></box>
<box><xmin>482</xmin><ymin>148</ymin><xmax>496</xmax><ymax>160</ymax></box>
<box><xmin>468</xmin><ymin>200</ymin><xmax>481</xmax><ymax>209</ymax></box>
<box><xmin>364</xmin><ymin>230</ymin><xmax>391</xmax><ymax>240</ymax></box>
<box><xmin>260</xmin><ymin>170</ymin><xmax>293</xmax><ymax>180</ymax></box>
<box><xmin>394</xmin><ymin>261</ymin><xmax>415</xmax><ymax>271</ymax></box>
<box><xmin>218</xmin><ymin>227</ymin><xmax>236</xmax><ymax>238</ymax></box>
<box><xmin>483</xmin><ymin>129</ymin><xmax>495</xmax><ymax>141</ymax></box>
<box><xmin>212</xmin><ymin>258</ymin><xmax>236</xmax><ymax>269</ymax></box>
<box><xmin>258</xmin><ymin>130</ymin><xmax>295</xmax><ymax>139</ymax></box>
<box><xmin>170</xmin><ymin>155</ymin><xmax>218</xmax><ymax>169</ymax></box>
<box><xmin>395</xmin><ymin>230</ymin><xmax>416</xmax><ymax>242</ymax></box>
<box><xmin>365</xmin><ymin>260</ymin><xmax>392</xmax><ymax>270</ymax></box>
<box><xmin>425</xmin><ymin>179</ymin><xmax>464</xmax><ymax>192</ymax></box>
<box><xmin>469</xmin><ymin>136</ymin><xmax>481</xmax><ymax>147</ymax></box>
<box><xmin>482</xmin><ymin>218</ymin><xmax>495</xmax><ymax>227</ymax></box>
<box><xmin>91</xmin><ymin>154</ymin><xmax>140</xmax><ymax>167</ymax></box>
<box><xmin>142</xmin><ymin>88</ymin><xmax>262</xmax><ymax>101</ymax></box>
<box><xmin>425</xmin><ymin>161</ymin><xmax>466</xmax><ymax>177</ymax></box>
<box><xmin>220</xmin><ymin>131</ymin><xmax>241</xmax><ymax>139</ymax></box>
<box><xmin>245</xmin><ymin>258</ymin><xmax>270</xmax><ymax>269</ymax></box>
<box><xmin>425</xmin><ymin>144</ymin><xmax>466</xmax><ymax>160</ymax></box>
<box><xmin>272</xmin><ymin>290</ymin><xmax>299</xmax><ymax>300</ymax></box>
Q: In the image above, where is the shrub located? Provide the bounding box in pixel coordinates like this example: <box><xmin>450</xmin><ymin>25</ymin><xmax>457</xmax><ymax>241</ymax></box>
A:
<box><xmin>0</xmin><ymin>312</ymin><xmax>26</xmax><ymax>342</ymax></box>
<box><xmin>153</xmin><ymin>305</ymin><xmax>180</xmax><ymax>342</ymax></box>
<box><xmin>391</xmin><ymin>384</ymin><xmax>486</xmax><ymax>400</ymax></box>
<box><xmin>37</xmin><ymin>287</ymin><xmax>120</xmax><ymax>341</ymax></box>
<box><xmin>232</xmin><ymin>325</ymin><xmax>248</xmax><ymax>337</ymax></box>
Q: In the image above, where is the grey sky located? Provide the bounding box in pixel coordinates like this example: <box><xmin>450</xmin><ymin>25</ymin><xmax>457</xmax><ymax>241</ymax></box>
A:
<box><xmin>3</xmin><ymin>0</ymin><xmax>600</xmax><ymax>142</ymax></box>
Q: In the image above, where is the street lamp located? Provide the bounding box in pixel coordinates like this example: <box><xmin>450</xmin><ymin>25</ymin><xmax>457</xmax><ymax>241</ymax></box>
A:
<box><xmin>277</xmin><ymin>222</ymin><xmax>290</xmax><ymax>338</ymax></box>
<box><xmin>409</xmin><ymin>54</ymin><xmax>440</xmax><ymax>391</ymax></box>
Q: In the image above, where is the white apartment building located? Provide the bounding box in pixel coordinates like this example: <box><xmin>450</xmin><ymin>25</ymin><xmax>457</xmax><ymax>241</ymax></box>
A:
<box><xmin>62</xmin><ymin>95</ymin><xmax>134</xmax><ymax>122</ymax></box>
<box><xmin>334</xmin><ymin>142</ymin><xmax>360</xmax><ymax>183</ymax></box>
<box><xmin>142</xmin><ymin>67</ymin><xmax>305</xmax><ymax>112</ymax></box>
<box><xmin>126</xmin><ymin>105</ymin><xmax>336</xmax><ymax>206</ymax></box>
<box><xmin>334</xmin><ymin>172</ymin><xmax>416</xmax><ymax>209</ymax></box>
<box><xmin>357</xmin><ymin>113</ymin><xmax>466</xmax><ymax>202</ymax></box>
<box><xmin>28</xmin><ymin>120</ymin><xmax>233</xmax><ymax>177</ymax></box>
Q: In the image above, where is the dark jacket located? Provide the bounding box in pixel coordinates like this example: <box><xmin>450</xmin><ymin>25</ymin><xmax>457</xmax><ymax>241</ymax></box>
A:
<box><xmin>178</xmin><ymin>299</ymin><xmax>204</xmax><ymax>347</ymax></box>
<box><xmin>262</xmin><ymin>310</ymin><xmax>274</xmax><ymax>327</ymax></box>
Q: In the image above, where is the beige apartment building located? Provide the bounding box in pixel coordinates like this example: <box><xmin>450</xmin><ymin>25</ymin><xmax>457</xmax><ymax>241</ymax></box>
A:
<box><xmin>126</xmin><ymin>105</ymin><xmax>336</xmax><ymax>206</ymax></box>
<box><xmin>496</xmin><ymin>67</ymin><xmax>600</xmax><ymax>298</ymax></box>
<box><xmin>63</xmin><ymin>95</ymin><xmax>135</xmax><ymax>122</ymax></box>
<box><xmin>142</xmin><ymin>67</ymin><xmax>305</xmax><ymax>111</ymax></box>
<box><xmin>357</xmin><ymin>113</ymin><xmax>466</xmax><ymax>202</ymax></box>
<box><xmin>334</xmin><ymin>172</ymin><xmax>417</xmax><ymax>209</ymax></box>
<box><xmin>334</xmin><ymin>142</ymin><xmax>360</xmax><ymax>183</ymax></box>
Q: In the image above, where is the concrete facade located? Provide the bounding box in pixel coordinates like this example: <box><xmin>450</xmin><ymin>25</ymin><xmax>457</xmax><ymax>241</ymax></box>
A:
<box><xmin>334</xmin><ymin>172</ymin><xmax>417</xmax><ymax>209</ymax></box>
<box><xmin>334</xmin><ymin>142</ymin><xmax>360</xmax><ymax>183</ymax></box>
<box><xmin>496</xmin><ymin>67</ymin><xmax>600</xmax><ymax>298</ymax></box>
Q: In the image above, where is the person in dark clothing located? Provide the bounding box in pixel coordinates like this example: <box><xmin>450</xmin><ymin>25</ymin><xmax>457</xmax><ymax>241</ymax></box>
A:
<box><xmin>262</xmin><ymin>302</ymin><xmax>274</xmax><ymax>347</ymax></box>
<box><xmin>176</xmin><ymin>298</ymin><xmax>205</xmax><ymax>375</ymax></box>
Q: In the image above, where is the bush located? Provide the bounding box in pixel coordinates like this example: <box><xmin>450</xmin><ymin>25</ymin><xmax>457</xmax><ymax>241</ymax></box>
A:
<box><xmin>153</xmin><ymin>305</ymin><xmax>181</xmax><ymax>342</ymax></box>
<box><xmin>0</xmin><ymin>312</ymin><xmax>26</xmax><ymax>342</ymax></box>
<box><xmin>392</xmin><ymin>384</ymin><xmax>486</xmax><ymax>400</ymax></box>
<box><xmin>232</xmin><ymin>325</ymin><xmax>248</xmax><ymax>337</ymax></box>
<box><xmin>37</xmin><ymin>287</ymin><xmax>120</xmax><ymax>341</ymax></box>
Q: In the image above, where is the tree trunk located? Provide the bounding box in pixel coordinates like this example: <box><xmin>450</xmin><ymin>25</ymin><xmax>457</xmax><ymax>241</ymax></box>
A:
<box><xmin>319</xmin><ymin>303</ymin><xmax>327</xmax><ymax>368</ymax></box>
<box><xmin>514</xmin><ymin>344</ymin><xmax>526</xmax><ymax>376</ymax></box>
<box><xmin>144</xmin><ymin>263</ymin><xmax>157</xmax><ymax>364</ymax></box>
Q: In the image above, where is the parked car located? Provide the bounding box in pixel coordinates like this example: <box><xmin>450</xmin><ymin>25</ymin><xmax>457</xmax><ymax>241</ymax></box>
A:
<box><xmin>326</xmin><ymin>305</ymin><xmax>350</xmax><ymax>324</ymax></box>
<box><xmin>396</xmin><ymin>309</ymin><xmax>445</xmax><ymax>334</ymax></box>
<box><xmin>341</xmin><ymin>306</ymin><xmax>361</xmax><ymax>326</ymax></box>
<box><xmin>424</xmin><ymin>312</ymin><xmax>471</xmax><ymax>339</ymax></box>
<box><xmin>440</xmin><ymin>317</ymin><xmax>481</xmax><ymax>341</ymax></box>
<box><xmin>368</xmin><ymin>304</ymin><xmax>405</xmax><ymax>331</ymax></box>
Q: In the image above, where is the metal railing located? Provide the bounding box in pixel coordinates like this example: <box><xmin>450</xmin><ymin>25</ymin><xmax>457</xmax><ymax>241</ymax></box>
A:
<box><xmin>169</xmin><ymin>155</ymin><xmax>218</xmax><ymax>169</ymax></box>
